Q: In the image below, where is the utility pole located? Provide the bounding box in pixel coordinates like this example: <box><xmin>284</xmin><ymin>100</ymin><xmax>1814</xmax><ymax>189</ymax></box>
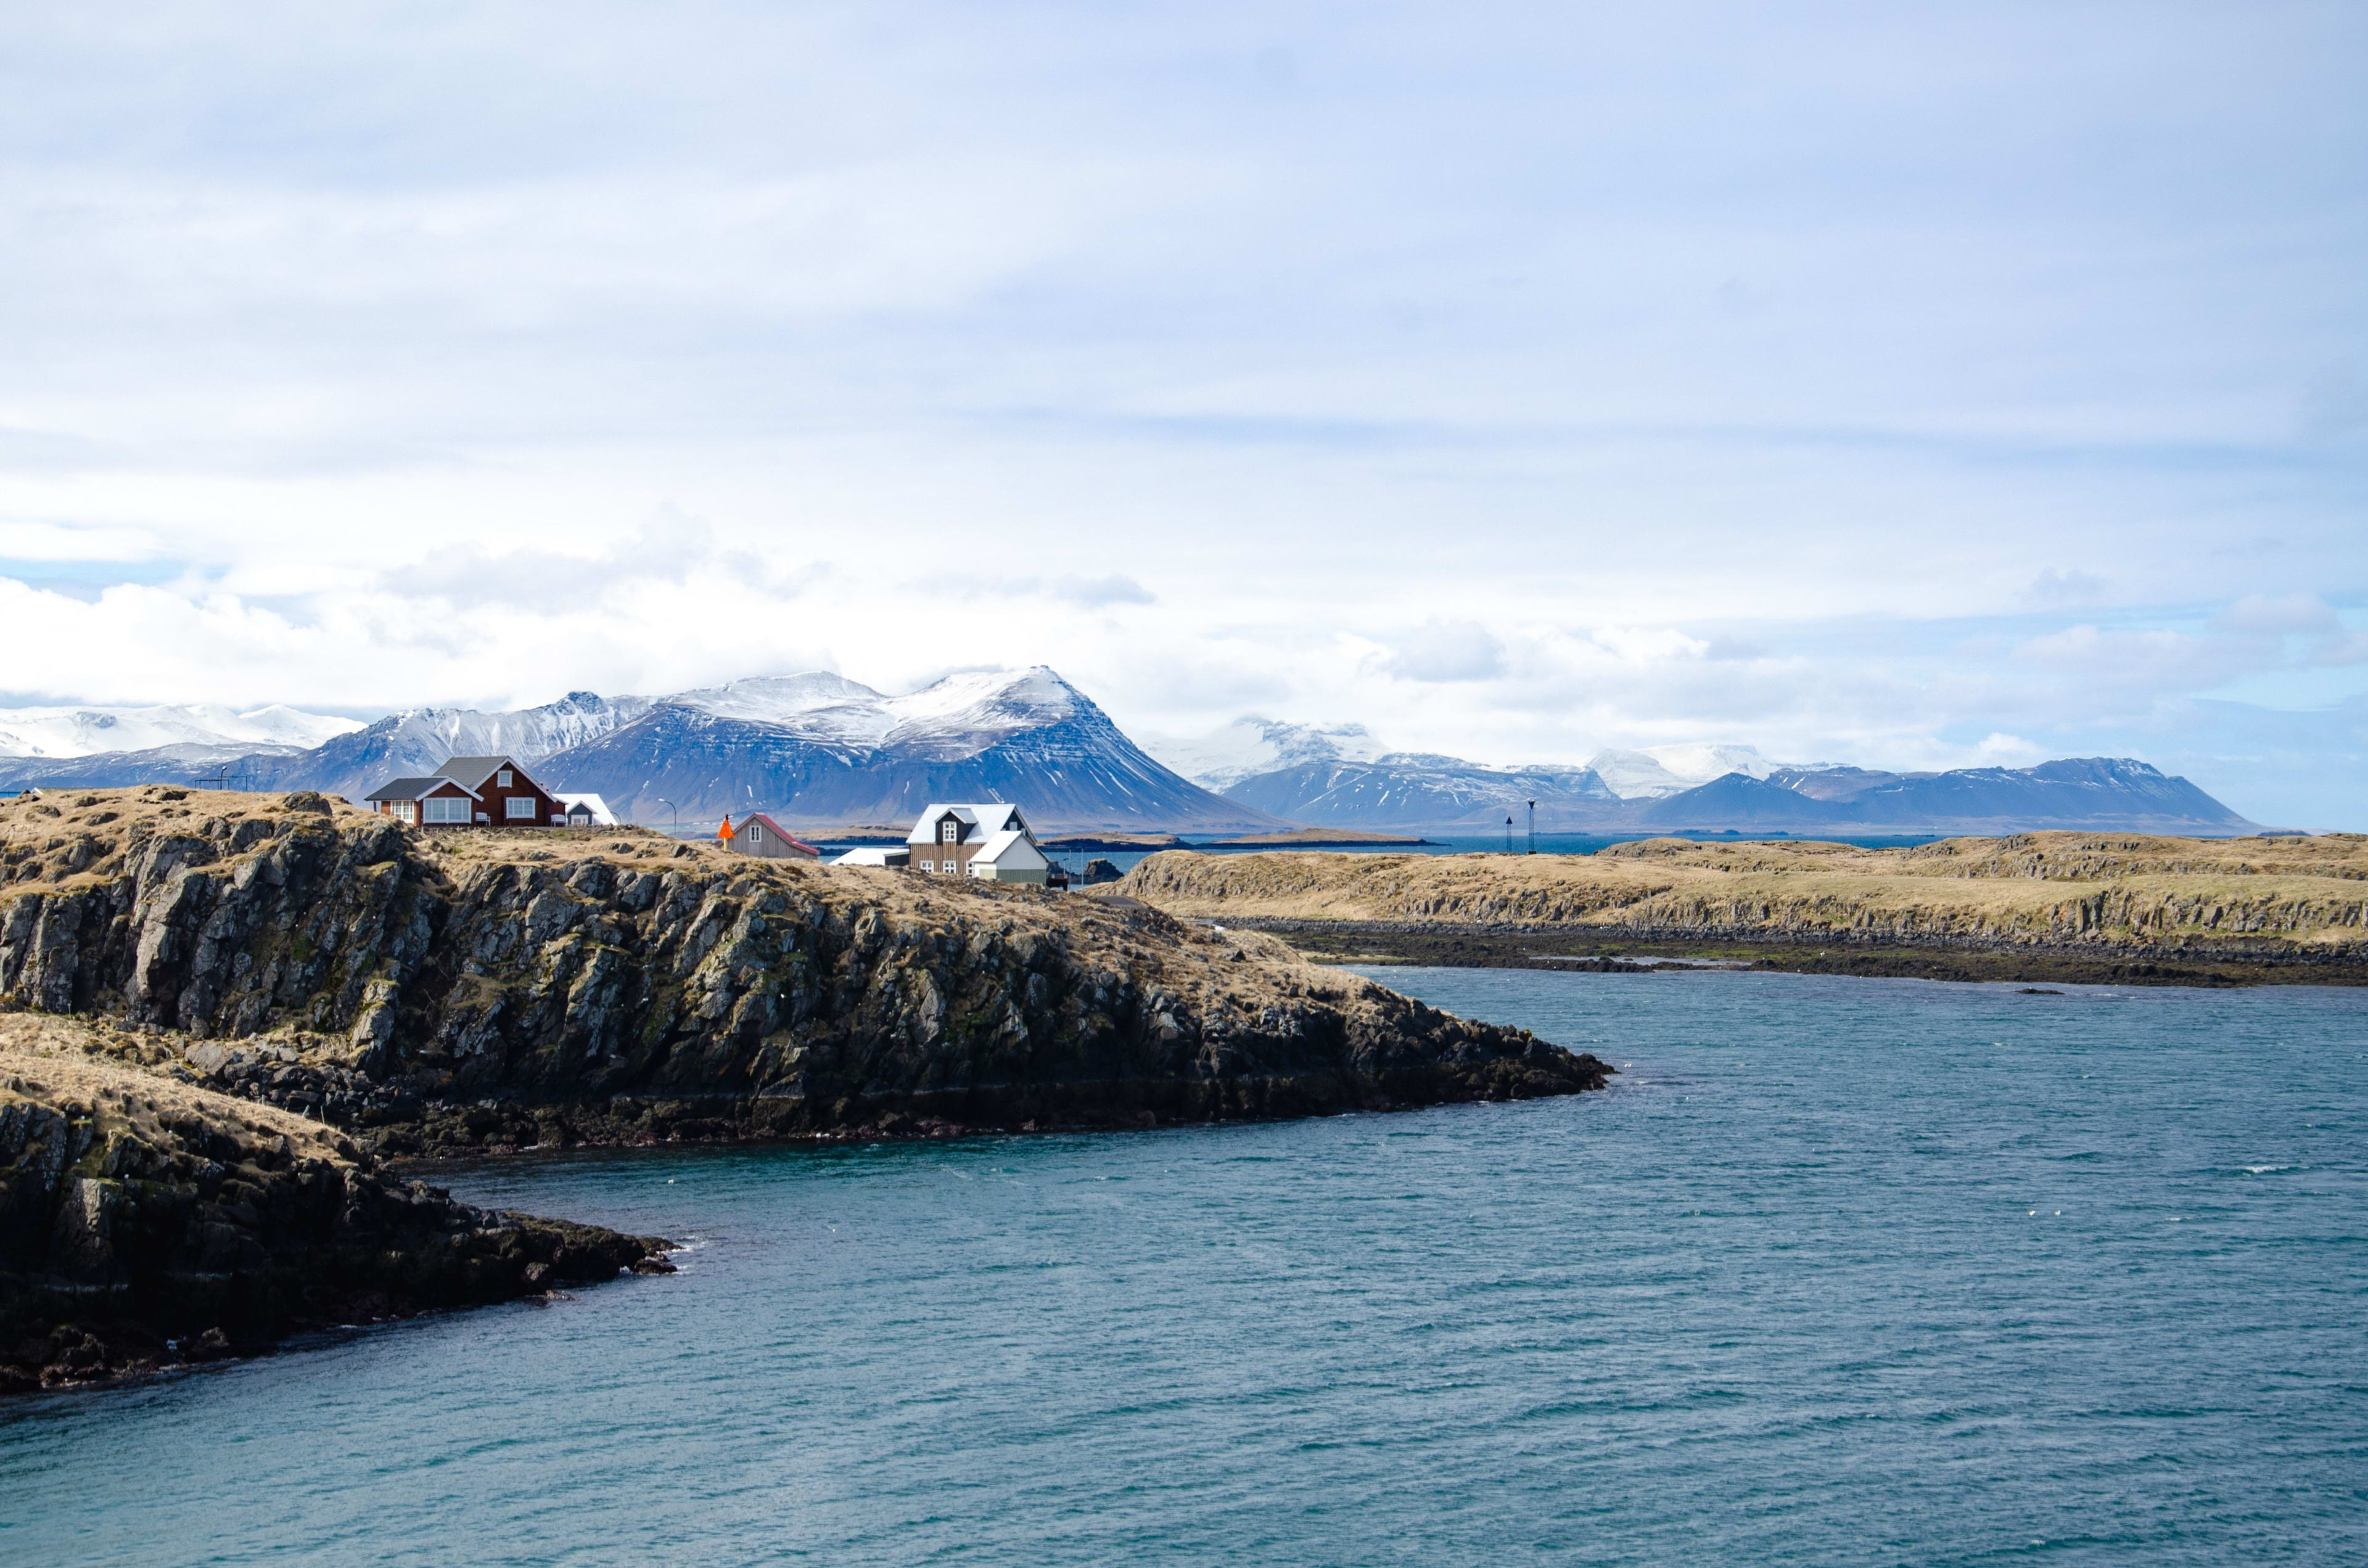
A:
<box><xmin>1527</xmin><ymin>800</ymin><xmax>1536</xmax><ymax>854</ymax></box>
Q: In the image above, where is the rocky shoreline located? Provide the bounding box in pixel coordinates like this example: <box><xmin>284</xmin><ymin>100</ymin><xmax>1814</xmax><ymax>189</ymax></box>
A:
<box><xmin>0</xmin><ymin>788</ymin><xmax>1611</xmax><ymax>1390</ymax></box>
<box><xmin>1219</xmin><ymin>918</ymin><xmax>2368</xmax><ymax>987</ymax></box>
<box><xmin>1</xmin><ymin>1016</ymin><xmax>672</xmax><ymax>1394</ymax></box>
<box><xmin>0</xmin><ymin>790</ymin><xmax>1608</xmax><ymax>1159</ymax></box>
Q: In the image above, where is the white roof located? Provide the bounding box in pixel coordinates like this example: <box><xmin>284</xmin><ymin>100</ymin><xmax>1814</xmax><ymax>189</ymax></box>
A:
<box><xmin>553</xmin><ymin>792</ymin><xmax>616</xmax><ymax>825</ymax></box>
<box><xmin>969</xmin><ymin>828</ymin><xmax>1047</xmax><ymax>870</ymax></box>
<box><xmin>832</xmin><ymin>846</ymin><xmax>908</xmax><ymax>866</ymax></box>
<box><xmin>906</xmin><ymin>802</ymin><xmax>1029</xmax><ymax>846</ymax></box>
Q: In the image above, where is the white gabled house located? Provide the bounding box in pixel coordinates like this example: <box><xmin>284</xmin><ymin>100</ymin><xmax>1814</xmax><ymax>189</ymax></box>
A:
<box><xmin>905</xmin><ymin>802</ymin><xmax>1051</xmax><ymax>884</ymax></box>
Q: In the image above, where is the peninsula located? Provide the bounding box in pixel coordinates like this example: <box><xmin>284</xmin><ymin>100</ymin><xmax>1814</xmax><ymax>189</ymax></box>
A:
<box><xmin>1115</xmin><ymin>834</ymin><xmax>2368</xmax><ymax>986</ymax></box>
<box><xmin>0</xmin><ymin>787</ymin><xmax>1608</xmax><ymax>1386</ymax></box>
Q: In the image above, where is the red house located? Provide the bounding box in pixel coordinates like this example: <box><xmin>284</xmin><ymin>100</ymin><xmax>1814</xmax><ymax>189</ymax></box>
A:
<box><xmin>365</xmin><ymin>755</ymin><xmax>564</xmax><ymax>827</ymax></box>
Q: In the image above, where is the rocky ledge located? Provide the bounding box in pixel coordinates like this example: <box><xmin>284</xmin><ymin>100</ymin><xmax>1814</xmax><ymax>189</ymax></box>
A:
<box><xmin>1</xmin><ymin>1015</ymin><xmax>671</xmax><ymax>1394</ymax></box>
<box><xmin>0</xmin><ymin>789</ymin><xmax>1608</xmax><ymax>1156</ymax></box>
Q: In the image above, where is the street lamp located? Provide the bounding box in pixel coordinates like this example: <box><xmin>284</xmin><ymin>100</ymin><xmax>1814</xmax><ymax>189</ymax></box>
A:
<box><xmin>657</xmin><ymin>797</ymin><xmax>679</xmax><ymax>837</ymax></box>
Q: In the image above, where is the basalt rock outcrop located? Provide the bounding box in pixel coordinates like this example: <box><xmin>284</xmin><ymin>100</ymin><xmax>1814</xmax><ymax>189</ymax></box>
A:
<box><xmin>0</xmin><ymin>790</ymin><xmax>1606</xmax><ymax>1154</ymax></box>
<box><xmin>1</xmin><ymin>1016</ymin><xmax>670</xmax><ymax>1392</ymax></box>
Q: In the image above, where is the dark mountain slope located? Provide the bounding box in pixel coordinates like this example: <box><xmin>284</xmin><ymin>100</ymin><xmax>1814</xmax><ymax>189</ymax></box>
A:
<box><xmin>545</xmin><ymin>698</ymin><xmax>1286</xmax><ymax>832</ymax></box>
<box><xmin>1638</xmin><ymin>758</ymin><xmax>2258</xmax><ymax>834</ymax></box>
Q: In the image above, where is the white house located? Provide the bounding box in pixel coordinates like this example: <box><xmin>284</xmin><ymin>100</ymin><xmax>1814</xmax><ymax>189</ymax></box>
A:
<box><xmin>905</xmin><ymin>802</ymin><xmax>1051</xmax><ymax>885</ymax></box>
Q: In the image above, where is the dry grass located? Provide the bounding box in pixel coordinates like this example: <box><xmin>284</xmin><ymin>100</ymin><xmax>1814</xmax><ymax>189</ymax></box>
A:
<box><xmin>0</xmin><ymin>786</ymin><xmax>1423</xmax><ymax>1045</ymax></box>
<box><xmin>1116</xmin><ymin>832</ymin><xmax>2368</xmax><ymax>951</ymax></box>
<box><xmin>0</xmin><ymin>1012</ymin><xmax>357</xmax><ymax>1162</ymax></box>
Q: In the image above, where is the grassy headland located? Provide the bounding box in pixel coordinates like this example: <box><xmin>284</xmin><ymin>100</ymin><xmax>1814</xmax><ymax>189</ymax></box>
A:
<box><xmin>1114</xmin><ymin>833</ymin><xmax>2368</xmax><ymax>986</ymax></box>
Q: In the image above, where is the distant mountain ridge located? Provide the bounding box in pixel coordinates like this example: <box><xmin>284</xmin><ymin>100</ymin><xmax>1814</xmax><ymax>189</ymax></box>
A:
<box><xmin>1216</xmin><ymin>752</ymin><xmax>2259</xmax><ymax>835</ymax></box>
<box><xmin>0</xmin><ymin>678</ymin><xmax>2263</xmax><ymax>836</ymax></box>
<box><xmin>0</xmin><ymin>668</ymin><xmax>1284</xmax><ymax>834</ymax></box>
<box><xmin>1220</xmin><ymin>754</ymin><xmax>1621</xmax><ymax>832</ymax></box>
<box><xmin>0</xmin><ymin>701</ymin><xmax>360</xmax><ymax>759</ymax></box>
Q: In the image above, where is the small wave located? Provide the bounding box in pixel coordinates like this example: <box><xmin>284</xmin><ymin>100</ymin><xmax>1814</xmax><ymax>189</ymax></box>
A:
<box><xmin>2240</xmin><ymin>1164</ymin><xmax>2296</xmax><ymax>1175</ymax></box>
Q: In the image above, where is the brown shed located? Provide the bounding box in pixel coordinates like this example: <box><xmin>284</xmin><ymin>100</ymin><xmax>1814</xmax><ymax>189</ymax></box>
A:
<box><xmin>725</xmin><ymin>812</ymin><xmax>821</xmax><ymax>861</ymax></box>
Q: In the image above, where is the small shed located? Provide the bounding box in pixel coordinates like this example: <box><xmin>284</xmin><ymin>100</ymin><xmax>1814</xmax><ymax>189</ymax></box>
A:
<box><xmin>831</xmin><ymin>846</ymin><xmax>911</xmax><ymax>868</ymax></box>
<box><xmin>554</xmin><ymin>792</ymin><xmax>615</xmax><ymax>827</ymax></box>
<box><xmin>726</xmin><ymin>812</ymin><xmax>821</xmax><ymax>861</ymax></box>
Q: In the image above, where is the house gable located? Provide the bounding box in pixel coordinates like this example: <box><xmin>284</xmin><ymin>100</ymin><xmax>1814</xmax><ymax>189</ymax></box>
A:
<box><xmin>370</xmin><ymin>754</ymin><xmax>564</xmax><ymax>827</ymax></box>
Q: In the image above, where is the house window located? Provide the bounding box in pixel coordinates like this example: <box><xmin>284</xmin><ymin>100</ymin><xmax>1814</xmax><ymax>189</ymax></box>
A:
<box><xmin>506</xmin><ymin>796</ymin><xmax>536</xmax><ymax>820</ymax></box>
<box><xmin>498</xmin><ymin>769</ymin><xmax>514</xmax><ymax>787</ymax></box>
<box><xmin>919</xmin><ymin>860</ymin><xmax>934</xmax><ymax>872</ymax></box>
<box><xmin>424</xmin><ymin>797</ymin><xmax>469</xmax><ymax>824</ymax></box>
<box><xmin>393</xmin><ymin>801</ymin><xmax>416</xmax><ymax>823</ymax></box>
<box><xmin>941</xmin><ymin>821</ymin><xmax>958</xmax><ymax>842</ymax></box>
<box><xmin>750</xmin><ymin>824</ymin><xmax>763</xmax><ymax>842</ymax></box>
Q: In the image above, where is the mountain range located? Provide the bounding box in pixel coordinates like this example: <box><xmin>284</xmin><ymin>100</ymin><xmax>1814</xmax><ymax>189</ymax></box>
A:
<box><xmin>0</xmin><ymin>676</ymin><xmax>2263</xmax><ymax>836</ymax></box>
<box><xmin>1161</xmin><ymin>721</ymin><xmax>2258</xmax><ymax>835</ymax></box>
<box><xmin>0</xmin><ymin>670</ymin><xmax>1286</xmax><ymax>834</ymax></box>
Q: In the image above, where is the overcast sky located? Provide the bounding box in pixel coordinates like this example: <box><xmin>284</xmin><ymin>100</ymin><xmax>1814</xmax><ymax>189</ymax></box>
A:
<box><xmin>1</xmin><ymin>2</ymin><xmax>2362</xmax><ymax>824</ymax></box>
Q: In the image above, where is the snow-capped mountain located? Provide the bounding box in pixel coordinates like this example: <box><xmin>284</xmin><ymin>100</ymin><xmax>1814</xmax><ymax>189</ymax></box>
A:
<box><xmin>1146</xmin><ymin>717</ymin><xmax>1383</xmax><ymax>792</ymax></box>
<box><xmin>0</xmin><ymin>677</ymin><xmax>2261</xmax><ymax>835</ymax></box>
<box><xmin>546</xmin><ymin>667</ymin><xmax>1280</xmax><ymax>830</ymax></box>
<box><xmin>1219</xmin><ymin>747</ymin><xmax>2256</xmax><ymax>835</ymax></box>
<box><xmin>1157</xmin><ymin>715</ymin><xmax>1791</xmax><ymax>802</ymax></box>
<box><xmin>0</xmin><ymin>668</ymin><xmax>1284</xmax><ymax>833</ymax></box>
<box><xmin>1584</xmin><ymin>745</ymin><xmax>1783</xmax><ymax>799</ymax></box>
<box><xmin>1220</xmin><ymin>752</ymin><xmax>1620</xmax><ymax>831</ymax></box>
<box><xmin>665</xmin><ymin>667</ymin><xmax>1096</xmax><ymax>760</ymax></box>
<box><xmin>0</xmin><ymin>702</ymin><xmax>360</xmax><ymax>759</ymax></box>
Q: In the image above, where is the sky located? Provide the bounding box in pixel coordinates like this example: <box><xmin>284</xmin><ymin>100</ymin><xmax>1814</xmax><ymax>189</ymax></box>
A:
<box><xmin>0</xmin><ymin>2</ymin><xmax>2362</xmax><ymax>826</ymax></box>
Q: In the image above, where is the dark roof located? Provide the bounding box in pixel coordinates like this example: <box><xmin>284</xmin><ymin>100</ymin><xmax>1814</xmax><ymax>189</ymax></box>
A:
<box><xmin>365</xmin><ymin>776</ymin><xmax>479</xmax><ymax>803</ymax></box>
<box><xmin>437</xmin><ymin>755</ymin><xmax>531</xmax><ymax>791</ymax></box>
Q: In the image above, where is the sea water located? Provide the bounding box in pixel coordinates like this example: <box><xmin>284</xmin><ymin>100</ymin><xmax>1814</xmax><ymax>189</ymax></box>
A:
<box><xmin>3</xmin><ymin>969</ymin><xmax>2364</xmax><ymax>1565</ymax></box>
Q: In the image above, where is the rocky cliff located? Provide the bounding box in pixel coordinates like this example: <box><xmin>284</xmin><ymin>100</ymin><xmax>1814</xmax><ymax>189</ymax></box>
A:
<box><xmin>1</xmin><ymin>1014</ymin><xmax>668</xmax><ymax>1392</ymax></box>
<box><xmin>0</xmin><ymin>789</ymin><xmax>1605</xmax><ymax>1155</ymax></box>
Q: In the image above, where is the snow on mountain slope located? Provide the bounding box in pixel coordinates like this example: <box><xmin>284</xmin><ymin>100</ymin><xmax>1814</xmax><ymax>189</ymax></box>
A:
<box><xmin>0</xmin><ymin>702</ymin><xmax>361</xmax><ymax>759</ymax></box>
<box><xmin>321</xmin><ymin>691</ymin><xmax>654</xmax><ymax>779</ymax></box>
<box><xmin>1147</xmin><ymin>717</ymin><xmax>1384</xmax><ymax>791</ymax></box>
<box><xmin>1220</xmin><ymin>753</ymin><xmax>1620</xmax><ymax>831</ymax></box>
<box><xmin>657</xmin><ymin>667</ymin><xmax>1082</xmax><ymax>759</ymax></box>
<box><xmin>536</xmin><ymin>667</ymin><xmax>1283</xmax><ymax>831</ymax></box>
<box><xmin>1586</xmin><ymin>744</ymin><xmax>1783</xmax><ymax>799</ymax></box>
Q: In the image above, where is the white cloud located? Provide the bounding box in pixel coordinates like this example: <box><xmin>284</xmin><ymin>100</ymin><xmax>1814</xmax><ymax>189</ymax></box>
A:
<box><xmin>0</xmin><ymin>4</ymin><xmax>2359</xmax><ymax>819</ymax></box>
<box><xmin>1370</xmin><ymin>620</ymin><xmax>1506</xmax><ymax>683</ymax></box>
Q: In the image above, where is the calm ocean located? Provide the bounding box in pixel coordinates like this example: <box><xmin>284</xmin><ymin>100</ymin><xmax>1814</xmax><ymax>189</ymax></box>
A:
<box><xmin>4</xmin><ymin>969</ymin><xmax>2364</xmax><ymax>1565</ymax></box>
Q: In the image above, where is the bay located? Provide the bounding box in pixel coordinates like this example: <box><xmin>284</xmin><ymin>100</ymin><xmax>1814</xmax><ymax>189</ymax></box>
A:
<box><xmin>4</xmin><ymin>969</ymin><xmax>2364</xmax><ymax>1564</ymax></box>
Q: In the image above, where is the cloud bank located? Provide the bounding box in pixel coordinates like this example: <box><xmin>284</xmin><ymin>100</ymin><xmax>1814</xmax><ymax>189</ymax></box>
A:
<box><xmin>0</xmin><ymin>2</ymin><xmax>2361</xmax><ymax>825</ymax></box>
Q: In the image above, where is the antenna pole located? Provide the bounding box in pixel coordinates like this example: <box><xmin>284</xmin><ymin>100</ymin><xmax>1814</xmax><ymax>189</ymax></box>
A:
<box><xmin>1527</xmin><ymin>800</ymin><xmax>1536</xmax><ymax>854</ymax></box>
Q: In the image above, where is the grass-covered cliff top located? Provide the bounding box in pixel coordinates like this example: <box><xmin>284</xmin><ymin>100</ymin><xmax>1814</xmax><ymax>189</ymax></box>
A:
<box><xmin>1115</xmin><ymin>832</ymin><xmax>2368</xmax><ymax>955</ymax></box>
<box><xmin>0</xmin><ymin>785</ymin><xmax>1466</xmax><ymax>1049</ymax></box>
